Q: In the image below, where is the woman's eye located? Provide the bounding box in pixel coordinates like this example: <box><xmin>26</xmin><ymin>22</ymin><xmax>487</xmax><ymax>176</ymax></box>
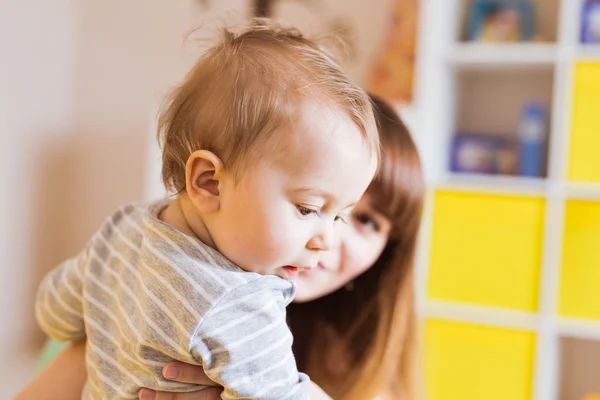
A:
<box><xmin>297</xmin><ymin>206</ymin><xmax>317</xmax><ymax>216</ymax></box>
<box><xmin>353</xmin><ymin>212</ymin><xmax>380</xmax><ymax>232</ymax></box>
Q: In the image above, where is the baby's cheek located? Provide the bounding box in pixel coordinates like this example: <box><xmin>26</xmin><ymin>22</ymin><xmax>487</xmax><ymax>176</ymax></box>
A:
<box><xmin>243</xmin><ymin>202</ymin><xmax>306</xmax><ymax>265</ymax></box>
<box><xmin>261</xmin><ymin>227</ymin><xmax>296</xmax><ymax>257</ymax></box>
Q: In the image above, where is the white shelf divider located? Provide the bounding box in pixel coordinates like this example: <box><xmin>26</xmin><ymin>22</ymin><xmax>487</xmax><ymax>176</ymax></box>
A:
<box><xmin>447</xmin><ymin>43</ymin><xmax>558</xmax><ymax>69</ymax></box>
<box><xmin>422</xmin><ymin>300</ymin><xmax>539</xmax><ymax>332</ymax></box>
<box><xmin>558</xmin><ymin>317</ymin><xmax>600</xmax><ymax>341</ymax></box>
<box><xmin>575</xmin><ymin>44</ymin><xmax>600</xmax><ymax>61</ymax></box>
<box><xmin>436</xmin><ymin>172</ymin><xmax>549</xmax><ymax>196</ymax></box>
<box><xmin>532</xmin><ymin>193</ymin><xmax>565</xmax><ymax>400</ymax></box>
<box><xmin>563</xmin><ymin>182</ymin><xmax>600</xmax><ymax>200</ymax></box>
<box><xmin>530</xmin><ymin>0</ymin><xmax>580</xmax><ymax>398</ymax></box>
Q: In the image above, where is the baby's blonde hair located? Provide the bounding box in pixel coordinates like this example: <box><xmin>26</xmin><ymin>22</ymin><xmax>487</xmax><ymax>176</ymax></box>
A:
<box><xmin>158</xmin><ymin>19</ymin><xmax>379</xmax><ymax>193</ymax></box>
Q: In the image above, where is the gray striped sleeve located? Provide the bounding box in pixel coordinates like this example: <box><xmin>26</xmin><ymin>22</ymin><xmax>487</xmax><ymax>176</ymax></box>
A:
<box><xmin>35</xmin><ymin>243</ymin><xmax>90</xmax><ymax>342</ymax></box>
<box><xmin>190</xmin><ymin>277</ymin><xmax>309</xmax><ymax>400</ymax></box>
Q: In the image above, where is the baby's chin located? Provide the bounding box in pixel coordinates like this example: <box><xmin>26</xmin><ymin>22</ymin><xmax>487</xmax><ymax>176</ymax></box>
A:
<box><xmin>293</xmin><ymin>276</ymin><xmax>340</xmax><ymax>303</ymax></box>
<box><xmin>292</xmin><ymin>291</ymin><xmax>321</xmax><ymax>303</ymax></box>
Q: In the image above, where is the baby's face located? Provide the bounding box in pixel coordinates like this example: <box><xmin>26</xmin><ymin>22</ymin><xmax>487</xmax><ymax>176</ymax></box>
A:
<box><xmin>210</xmin><ymin>103</ymin><xmax>378</xmax><ymax>279</ymax></box>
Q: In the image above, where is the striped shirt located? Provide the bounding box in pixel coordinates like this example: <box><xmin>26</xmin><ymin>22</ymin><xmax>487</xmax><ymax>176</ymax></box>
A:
<box><xmin>35</xmin><ymin>201</ymin><xmax>309</xmax><ymax>400</ymax></box>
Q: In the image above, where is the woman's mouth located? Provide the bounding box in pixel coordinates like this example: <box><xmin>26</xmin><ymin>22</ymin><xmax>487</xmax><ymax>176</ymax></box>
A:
<box><xmin>299</xmin><ymin>263</ymin><xmax>326</xmax><ymax>275</ymax></box>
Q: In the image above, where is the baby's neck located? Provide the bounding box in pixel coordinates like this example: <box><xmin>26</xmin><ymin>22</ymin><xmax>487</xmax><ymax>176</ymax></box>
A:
<box><xmin>159</xmin><ymin>195</ymin><xmax>216</xmax><ymax>248</ymax></box>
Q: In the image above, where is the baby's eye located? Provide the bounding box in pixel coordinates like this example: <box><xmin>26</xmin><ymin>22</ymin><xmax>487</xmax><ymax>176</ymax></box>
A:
<box><xmin>335</xmin><ymin>214</ymin><xmax>350</xmax><ymax>224</ymax></box>
<box><xmin>297</xmin><ymin>205</ymin><xmax>318</xmax><ymax>216</ymax></box>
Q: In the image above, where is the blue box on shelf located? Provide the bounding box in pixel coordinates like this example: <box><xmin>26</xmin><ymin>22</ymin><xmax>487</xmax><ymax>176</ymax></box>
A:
<box><xmin>450</xmin><ymin>133</ymin><xmax>517</xmax><ymax>175</ymax></box>
<box><xmin>581</xmin><ymin>0</ymin><xmax>600</xmax><ymax>44</ymax></box>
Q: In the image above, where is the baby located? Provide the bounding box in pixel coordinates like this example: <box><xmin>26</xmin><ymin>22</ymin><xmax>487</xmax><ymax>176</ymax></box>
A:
<box><xmin>35</xmin><ymin>20</ymin><xmax>379</xmax><ymax>399</ymax></box>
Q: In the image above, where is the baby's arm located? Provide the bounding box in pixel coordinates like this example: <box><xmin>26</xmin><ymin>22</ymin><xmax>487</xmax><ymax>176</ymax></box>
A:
<box><xmin>35</xmin><ymin>244</ymin><xmax>91</xmax><ymax>342</ymax></box>
<box><xmin>191</xmin><ymin>279</ymin><xmax>309</xmax><ymax>400</ymax></box>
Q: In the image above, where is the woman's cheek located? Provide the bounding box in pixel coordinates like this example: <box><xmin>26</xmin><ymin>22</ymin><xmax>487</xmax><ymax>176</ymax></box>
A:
<box><xmin>344</xmin><ymin>232</ymin><xmax>372</xmax><ymax>272</ymax></box>
<box><xmin>345</xmin><ymin>231</ymin><xmax>386</xmax><ymax>275</ymax></box>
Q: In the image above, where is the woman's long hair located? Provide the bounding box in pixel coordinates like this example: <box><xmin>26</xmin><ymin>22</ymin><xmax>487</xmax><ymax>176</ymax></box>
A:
<box><xmin>288</xmin><ymin>94</ymin><xmax>425</xmax><ymax>399</ymax></box>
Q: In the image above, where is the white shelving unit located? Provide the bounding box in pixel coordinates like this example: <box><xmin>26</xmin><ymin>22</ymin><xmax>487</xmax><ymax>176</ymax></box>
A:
<box><xmin>436</xmin><ymin>172</ymin><xmax>549</xmax><ymax>196</ymax></box>
<box><xmin>414</xmin><ymin>1</ymin><xmax>600</xmax><ymax>399</ymax></box>
<box><xmin>575</xmin><ymin>44</ymin><xmax>600</xmax><ymax>60</ymax></box>
<box><xmin>558</xmin><ymin>317</ymin><xmax>600</xmax><ymax>342</ymax></box>
<box><xmin>447</xmin><ymin>43</ymin><xmax>558</xmax><ymax>68</ymax></box>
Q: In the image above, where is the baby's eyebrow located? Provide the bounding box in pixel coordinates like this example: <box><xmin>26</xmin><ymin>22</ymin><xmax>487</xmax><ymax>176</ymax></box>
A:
<box><xmin>291</xmin><ymin>187</ymin><xmax>332</xmax><ymax>199</ymax></box>
<box><xmin>342</xmin><ymin>202</ymin><xmax>357</xmax><ymax>211</ymax></box>
<box><xmin>291</xmin><ymin>188</ymin><xmax>357</xmax><ymax>209</ymax></box>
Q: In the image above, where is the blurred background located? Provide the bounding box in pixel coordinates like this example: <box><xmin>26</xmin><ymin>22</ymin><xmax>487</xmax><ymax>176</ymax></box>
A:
<box><xmin>2</xmin><ymin>0</ymin><xmax>600</xmax><ymax>399</ymax></box>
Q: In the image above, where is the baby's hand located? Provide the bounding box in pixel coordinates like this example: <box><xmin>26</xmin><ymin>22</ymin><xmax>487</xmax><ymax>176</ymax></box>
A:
<box><xmin>138</xmin><ymin>362</ymin><xmax>222</xmax><ymax>400</ymax></box>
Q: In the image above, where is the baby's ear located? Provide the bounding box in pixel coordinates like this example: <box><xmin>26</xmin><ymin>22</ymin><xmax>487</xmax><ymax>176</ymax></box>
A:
<box><xmin>185</xmin><ymin>150</ymin><xmax>224</xmax><ymax>213</ymax></box>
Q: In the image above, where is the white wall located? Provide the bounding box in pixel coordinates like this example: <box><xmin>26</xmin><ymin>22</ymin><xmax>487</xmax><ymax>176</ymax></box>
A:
<box><xmin>0</xmin><ymin>1</ymin><xmax>76</xmax><ymax>395</ymax></box>
<box><xmin>0</xmin><ymin>0</ymin><xmax>76</xmax><ymax>350</ymax></box>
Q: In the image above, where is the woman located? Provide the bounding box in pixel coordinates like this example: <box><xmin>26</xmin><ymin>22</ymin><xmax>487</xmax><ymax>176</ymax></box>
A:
<box><xmin>17</xmin><ymin>94</ymin><xmax>424</xmax><ymax>400</ymax></box>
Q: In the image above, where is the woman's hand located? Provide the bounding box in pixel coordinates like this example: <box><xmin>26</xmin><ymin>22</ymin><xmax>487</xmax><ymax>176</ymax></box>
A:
<box><xmin>138</xmin><ymin>362</ymin><xmax>332</xmax><ymax>400</ymax></box>
<box><xmin>138</xmin><ymin>362</ymin><xmax>222</xmax><ymax>400</ymax></box>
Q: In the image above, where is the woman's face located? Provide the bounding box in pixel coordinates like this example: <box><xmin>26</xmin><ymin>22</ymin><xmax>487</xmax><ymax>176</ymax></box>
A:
<box><xmin>294</xmin><ymin>192</ymin><xmax>392</xmax><ymax>302</ymax></box>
